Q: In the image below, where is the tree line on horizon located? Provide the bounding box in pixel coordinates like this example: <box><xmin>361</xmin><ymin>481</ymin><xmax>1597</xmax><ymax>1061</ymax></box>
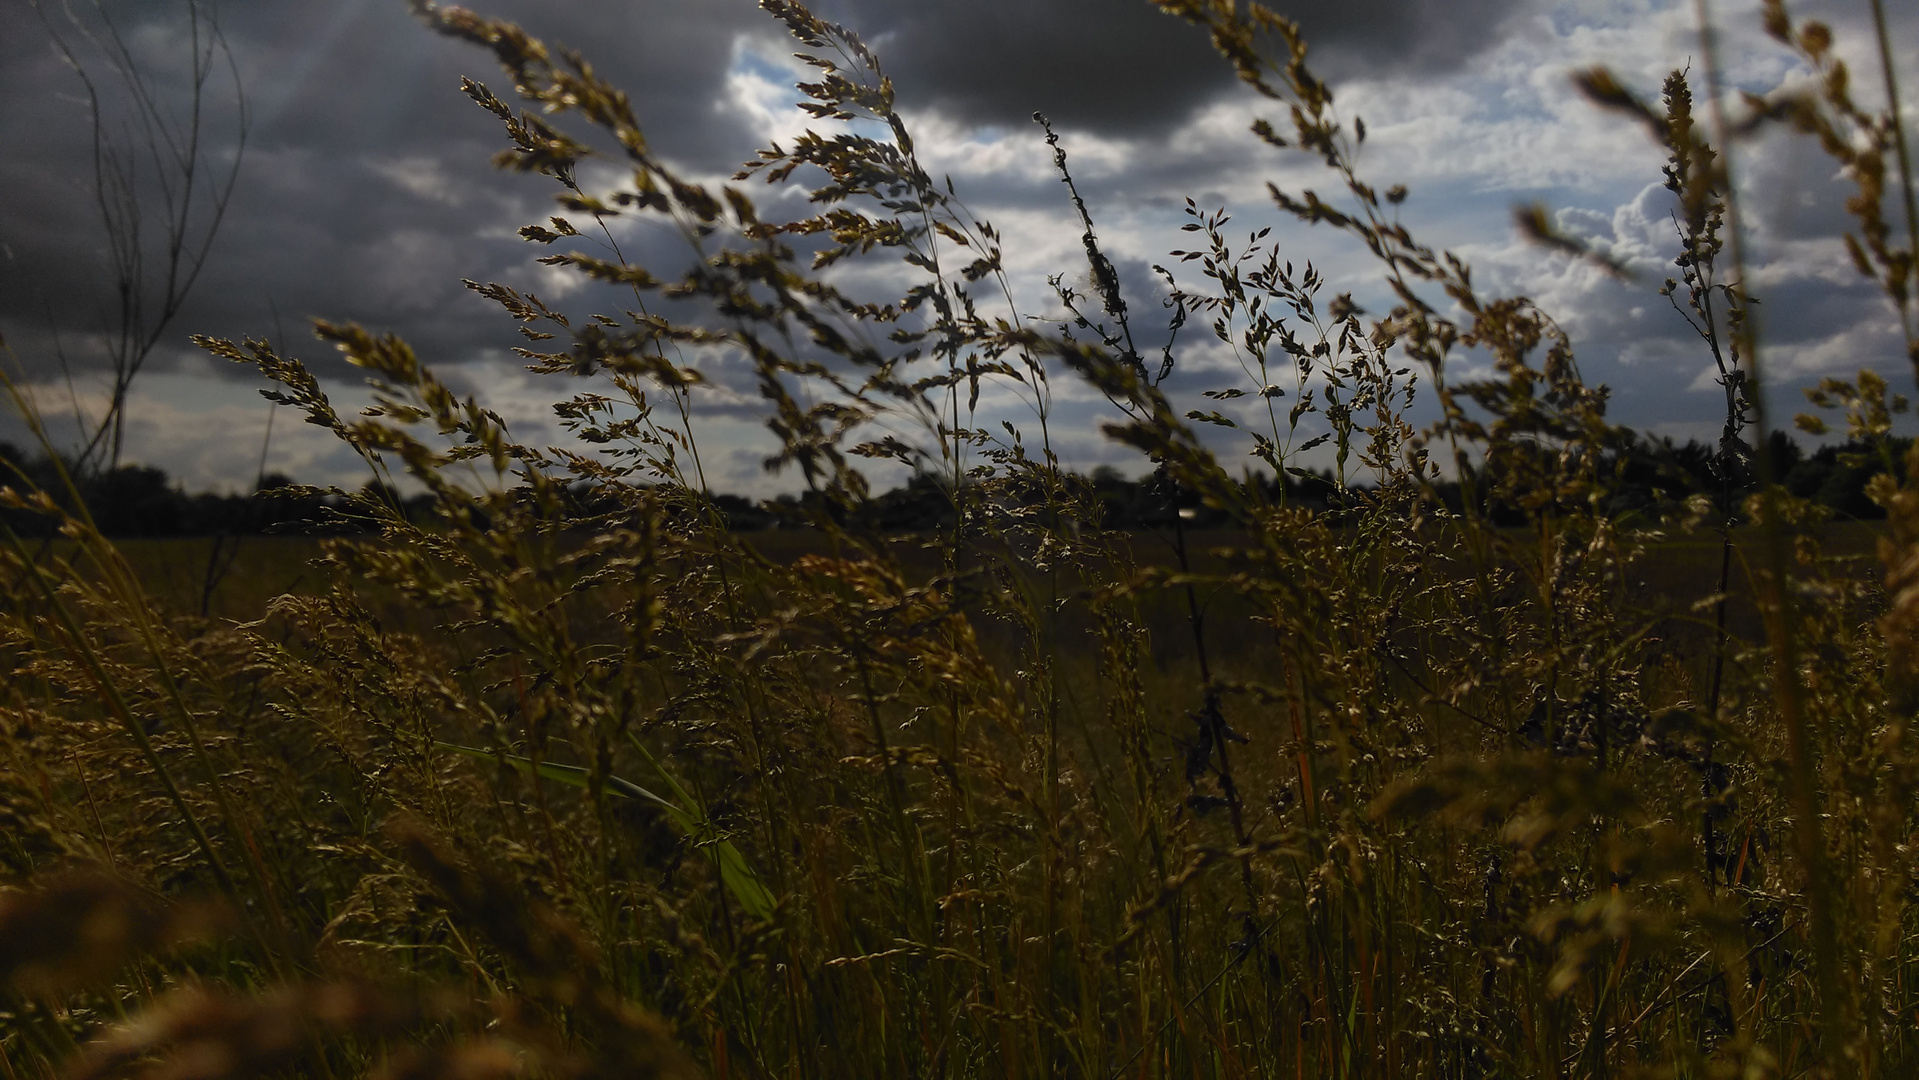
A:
<box><xmin>1</xmin><ymin>426</ymin><xmax>1906</xmax><ymax>538</ymax></box>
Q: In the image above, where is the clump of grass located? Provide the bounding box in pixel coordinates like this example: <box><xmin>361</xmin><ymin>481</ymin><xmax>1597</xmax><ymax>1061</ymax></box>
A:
<box><xmin>1</xmin><ymin>0</ymin><xmax>1916</xmax><ymax>1076</ymax></box>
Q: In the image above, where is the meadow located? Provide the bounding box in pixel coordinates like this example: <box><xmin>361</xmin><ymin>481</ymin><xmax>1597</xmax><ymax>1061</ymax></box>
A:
<box><xmin>3</xmin><ymin>0</ymin><xmax>1919</xmax><ymax>1077</ymax></box>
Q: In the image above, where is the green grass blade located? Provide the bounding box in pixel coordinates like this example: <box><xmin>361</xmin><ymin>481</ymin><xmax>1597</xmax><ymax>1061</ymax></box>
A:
<box><xmin>436</xmin><ymin>741</ymin><xmax>775</xmax><ymax>919</ymax></box>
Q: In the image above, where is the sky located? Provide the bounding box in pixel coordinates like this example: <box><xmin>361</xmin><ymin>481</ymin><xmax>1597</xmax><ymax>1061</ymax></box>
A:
<box><xmin>1</xmin><ymin>0</ymin><xmax>1914</xmax><ymax>495</ymax></box>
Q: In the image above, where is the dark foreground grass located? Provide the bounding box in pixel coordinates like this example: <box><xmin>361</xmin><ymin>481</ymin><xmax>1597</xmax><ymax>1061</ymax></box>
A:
<box><xmin>4</xmin><ymin>0</ymin><xmax>1919</xmax><ymax>1077</ymax></box>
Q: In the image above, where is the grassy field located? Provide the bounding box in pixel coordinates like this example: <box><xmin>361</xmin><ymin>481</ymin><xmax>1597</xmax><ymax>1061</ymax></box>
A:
<box><xmin>5</xmin><ymin>495</ymin><xmax>1908</xmax><ymax>1077</ymax></box>
<box><xmin>106</xmin><ymin>517</ymin><xmax>1890</xmax><ymax>651</ymax></box>
<box><xmin>5</xmin><ymin>0</ymin><xmax>1917</xmax><ymax>1075</ymax></box>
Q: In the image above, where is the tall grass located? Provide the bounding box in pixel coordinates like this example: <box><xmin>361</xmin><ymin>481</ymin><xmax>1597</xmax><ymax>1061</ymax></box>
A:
<box><xmin>2</xmin><ymin>0</ymin><xmax>1917</xmax><ymax>1076</ymax></box>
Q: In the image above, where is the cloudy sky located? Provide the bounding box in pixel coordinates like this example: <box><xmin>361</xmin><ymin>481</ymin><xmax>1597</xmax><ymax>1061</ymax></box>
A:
<box><xmin>1</xmin><ymin>0</ymin><xmax>1914</xmax><ymax>494</ymax></box>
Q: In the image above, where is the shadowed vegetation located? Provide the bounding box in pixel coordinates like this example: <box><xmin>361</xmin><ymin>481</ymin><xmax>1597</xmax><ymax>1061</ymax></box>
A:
<box><xmin>3</xmin><ymin>0</ymin><xmax>1918</xmax><ymax>1077</ymax></box>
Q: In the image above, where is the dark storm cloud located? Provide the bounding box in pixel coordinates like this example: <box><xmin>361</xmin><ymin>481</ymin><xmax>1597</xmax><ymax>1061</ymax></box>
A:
<box><xmin>0</xmin><ymin>0</ymin><xmax>771</xmax><ymax>387</ymax></box>
<box><xmin>820</xmin><ymin>0</ymin><xmax>1528</xmax><ymax>133</ymax></box>
<box><xmin>0</xmin><ymin>0</ymin><xmax>1532</xmax><ymax>393</ymax></box>
<box><xmin>2</xmin><ymin>0</ymin><xmax>1551</xmax><ymax>488</ymax></box>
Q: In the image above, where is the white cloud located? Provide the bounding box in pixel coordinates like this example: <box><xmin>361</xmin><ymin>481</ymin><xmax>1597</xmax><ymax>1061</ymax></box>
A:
<box><xmin>365</xmin><ymin>155</ymin><xmax>464</xmax><ymax>206</ymax></box>
<box><xmin>1767</xmin><ymin>316</ymin><xmax>1908</xmax><ymax>379</ymax></box>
